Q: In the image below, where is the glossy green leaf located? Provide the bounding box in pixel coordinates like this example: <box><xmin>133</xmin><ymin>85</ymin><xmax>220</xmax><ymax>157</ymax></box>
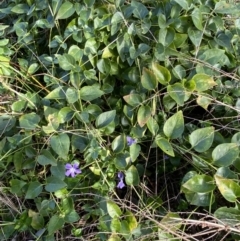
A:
<box><xmin>158</xmin><ymin>27</ymin><xmax>175</xmax><ymax>47</ymax></box>
<box><xmin>79</xmin><ymin>85</ymin><xmax>104</xmax><ymax>101</ymax></box>
<box><xmin>156</xmin><ymin>136</ymin><xmax>175</xmax><ymax>157</ymax></box>
<box><xmin>28</xmin><ymin>63</ymin><xmax>39</xmax><ymax>74</ymax></box>
<box><xmin>137</xmin><ymin>105</ymin><xmax>151</xmax><ymax>127</ymax></box>
<box><xmin>110</xmin><ymin>217</ymin><xmax>121</xmax><ymax>232</ymax></box>
<box><xmin>187</xmin><ymin>192</ymin><xmax>214</xmax><ymax>207</ymax></box>
<box><xmin>125</xmin><ymin>165</ymin><xmax>140</xmax><ymax>186</ymax></box>
<box><xmin>66</xmin><ymin>88</ymin><xmax>78</xmax><ymax>103</ymax></box>
<box><xmin>151</xmin><ymin>63</ymin><xmax>171</xmax><ymax>85</ymax></box>
<box><xmin>191</xmin><ymin>8</ymin><xmax>203</xmax><ymax>30</ymax></box>
<box><xmin>112</xmin><ymin>135</ymin><xmax>125</xmax><ymax>153</ymax></box>
<box><xmin>114</xmin><ymin>153</ymin><xmax>130</xmax><ymax>170</ymax></box>
<box><xmin>216</xmin><ymin>167</ymin><xmax>238</xmax><ymax>179</ymax></box>
<box><xmin>131</xmin><ymin>0</ymin><xmax>148</xmax><ymax>19</ymax></box>
<box><xmin>141</xmin><ymin>68</ymin><xmax>157</xmax><ymax>90</ymax></box>
<box><xmin>56</xmin><ymin>1</ymin><xmax>75</xmax><ymax>20</ymax></box>
<box><xmin>231</xmin><ymin>132</ymin><xmax>240</xmax><ymax>145</ymax></box>
<box><xmin>25</xmin><ymin>181</ymin><xmax>43</xmax><ymax>199</ymax></box>
<box><xmin>50</xmin><ymin>133</ymin><xmax>70</xmax><ymax>159</ymax></box>
<box><xmin>58</xmin><ymin>107</ymin><xmax>74</xmax><ymax>123</ymax></box>
<box><xmin>50</xmin><ymin>162</ymin><xmax>65</xmax><ymax>180</ymax></box>
<box><xmin>163</xmin><ymin>111</ymin><xmax>184</xmax><ymax>139</ymax></box>
<box><xmin>47</xmin><ymin>215</ymin><xmax>65</xmax><ymax>234</ymax></box>
<box><xmin>0</xmin><ymin>115</ymin><xmax>16</xmax><ymax>133</ymax></box>
<box><xmin>45</xmin><ymin>86</ymin><xmax>67</xmax><ymax>99</ymax></box>
<box><xmin>172</xmin><ymin>65</ymin><xmax>186</xmax><ymax>80</ymax></box>
<box><xmin>189</xmin><ymin>127</ymin><xmax>215</xmax><ymax>152</ymax></box>
<box><xmin>192</xmin><ymin>74</ymin><xmax>217</xmax><ymax>92</ymax></box>
<box><xmin>212</xmin><ymin>143</ymin><xmax>239</xmax><ymax>167</ymax></box>
<box><xmin>107</xmin><ymin>200</ymin><xmax>122</xmax><ymax>218</ymax></box>
<box><xmin>173</xmin><ymin>0</ymin><xmax>189</xmax><ymax>10</ymax></box>
<box><xmin>11</xmin><ymin>4</ymin><xmax>29</xmax><ymax>14</ymax></box>
<box><xmin>96</xmin><ymin>110</ymin><xmax>116</xmax><ymax>128</ymax></box>
<box><xmin>147</xmin><ymin>117</ymin><xmax>159</xmax><ymax>136</ymax></box>
<box><xmin>19</xmin><ymin>113</ymin><xmax>40</xmax><ymax>130</ymax></box>
<box><xmin>64</xmin><ymin>210</ymin><xmax>80</xmax><ymax>223</ymax></box>
<box><xmin>123</xmin><ymin>93</ymin><xmax>142</xmax><ymax>107</ymax></box>
<box><xmin>188</xmin><ymin>28</ymin><xmax>202</xmax><ymax>47</ymax></box>
<box><xmin>215</xmin><ymin>175</ymin><xmax>240</xmax><ymax>202</ymax></box>
<box><xmin>97</xmin><ymin>59</ymin><xmax>111</xmax><ymax>75</ymax></box>
<box><xmin>214</xmin><ymin>207</ymin><xmax>240</xmax><ymax>226</ymax></box>
<box><xmin>37</xmin><ymin>150</ymin><xmax>57</xmax><ymax>166</ymax></box>
<box><xmin>57</xmin><ymin>54</ymin><xmax>76</xmax><ymax>71</ymax></box>
<box><xmin>130</xmin><ymin>144</ymin><xmax>141</xmax><ymax>162</ymax></box>
<box><xmin>167</xmin><ymin>83</ymin><xmax>185</xmax><ymax>106</ymax></box>
<box><xmin>183</xmin><ymin>174</ymin><xmax>215</xmax><ymax>193</ymax></box>
<box><xmin>45</xmin><ymin>176</ymin><xmax>67</xmax><ymax>192</ymax></box>
<box><xmin>125</xmin><ymin>210</ymin><xmax>138</xmax><ymax>232</ymax></box>
<box><xmin>196</xmin><ymin>95</ymin><xmax>212</xmax><ymax>110</ymax></box>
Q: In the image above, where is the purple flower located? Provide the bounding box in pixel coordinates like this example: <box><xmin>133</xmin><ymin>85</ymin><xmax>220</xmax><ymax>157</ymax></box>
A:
<box><xmin>127</xmin><ymin>136</ymin><xmax>136</xmax><ymax>146</ymax></box>
<box><xmin>117</xmin><ymin>172</ymin><xmax>125</xmax><ymax>189</ymax></box>
<box><xmin>65</xmin><ymin>163</ymin><xmax>82</xmax><ymax>177</ymax></box>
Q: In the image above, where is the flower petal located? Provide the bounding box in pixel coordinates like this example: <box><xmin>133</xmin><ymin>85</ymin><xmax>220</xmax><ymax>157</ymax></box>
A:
<box><xmin>65</xmin><ymin>169</ymin><xmax>72</xmax><ymax>176</ymax></box>
<box><xmin>73</xmin><ymin>163</ymin><xmax>79</xmax><ymax>169</ymax></box>
<box><xmin>65</xmin><ymin>163</ymin><xmax>72</xmax><ymax>169</ymax></box>
<box><xmin>117</xmin><ymin>180</ymin><xmax>125</xmax><ymax>189</ymax></box>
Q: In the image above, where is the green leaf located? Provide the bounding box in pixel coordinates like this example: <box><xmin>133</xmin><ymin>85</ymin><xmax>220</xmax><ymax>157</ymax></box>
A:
<box><xmin>123</xmin><ymin>94</ymin><xmax>142</xmax><ymax>107</ymax></box>
<box><xmin>151</xmin><ymin>63</ymin><xmax>171</xmax><ymax>85</ymax></box>
<box><xmin>131</xmin><ymin>0</ymin><xmax>148</xmax><ymax>19</ymax></box>
<box><xmin>183</xmin><ymin>175</ymin><xmax>215</xmax><ymax>193</ymax></box>
<box><xmin>19</xmin><ymin>113</ymin><xmax>40</xmax><ymax>130</ymax></box>
<box><xmin>112</xmin><ymin>135</ymin><xmax>125</xmax><ymax>153</ymax></box>
<box><xmin>137</xmin><ymin>105</ymin><xmax>151</xmax><ymax>127</ymax></box>
<box><xmin>50</xmin><ymin>162</ymin><xmax>65</xmax><ymax>180</ymax></box>
<box><xmin>37</xmin><ymin>150</ymin><xmax>57</xmax><ymax>166</ymax></box>
<box><xmin>191</xmin><ymin>8</ymin><xmax>203</xmax><ymax>30</ymax></box>
<box><xmin>50</xmin><ymin>133</ymin><xmax>70</xmax><ymax>159</ymax></box>
<box><xmin>11</xmin><ymin>4</ymin><xmax>29</xmax><ymax>14</ymax></box>
<box><xmin>96</xmin><ymin>110</ymin><xmax>116</xmax><ymax>129</ymax></box>
<box><xmin>196</xmin><ymin>95</ymin><xmax>212</xmax><ymax>110</ymax></box>
<box><xmin>125</xmin><ymin>210</ymin><xmax>138</xmax><ymax>232</ymax></box>
<box><xmin>64</xmin><ymin>210</ymin><xmax>80</xmax><ymax>223</ymax></box>
<box><xmin>111</xmin><ymin>217</ymin><xmax>121</xmax><ymax>232</ymax></box>
<box><xmin>158</xmin><ymin>27</ymin><xmax>175</xmax><ymax>47</ymax></box>
<box><xmin>56</xmin><ymin>1</ymin><xmax>75</xmax><ymax>20</ymax></box>
<box><xmin>0</xmin><ymin>115</ymin><xmax>16</xmax><ymax>133</ymax></box>
<box><xmin>189</xmin><ymin>127</ymin><xmax>215</xmax><ymax>152</ymax></box>
<box><xmin>107</xmin><ymin>200</ymin><xmax>122</xmax><ymax>218</ymax></box>
<box><xmin>79</xmin><ymin>85</ymin><xmax>104</xmax><ymax>101</ymax></box>
<box><xmin>147</xmin><ymin>117</ymin><xmax>159</xmax><ymax>136</ymax></box>
<box><xmin>47</xmin><ymin>215</ymin><xmax>65</xmax><ymax>235</ymax></box>
<box><xmin>28</xmin><ymin>210</ymin><xmax>44</xmax><ymax>230</ymax></box>
<box><xmin>173</xmin><ymin>0</ymin><xmax>189</xmax><ymax>10</ymax></box>
<box><xmin>66</xmin><ymin>88</ymin><xmax>78</xmax><ymax>104</ymax></box>
<box><xmin>192</xmin><ymin>74</ymin><xmax>217</xmax><ymax>92</ymax></box>
<box><xmin>125</xmin><ymin>165</ymin><xmax>140</xmax><ymax>186</ymax></box>
<box><xmin>58</xmin><ymin>107</ymin><xmax>74</xmax><ymax>123</ymax></box>
<box><xmin>68</xmin><ymin>45</ymin><xmax>83</xmax><ymax>61</ymax></box>
<box><xmin>97</xmin><ymin>59</ymin><xmax>111</xmax><ymax>75</ymax></box>
<box><xmin>45</xmin><ymin>86</ymin><xmax>67</xmax><ymax>99</ymax></box>
<box><xmin>141</xmin><ymin>68</ymin><xmax>157</xmax><ymax>90</ymax></box>
<box><xmin>114</xmin><ymin>153</ymin><xmax>130</xmax><ymax>170</ymax></box>
<box><xmin>25</xmin><ymin>181</ymin><xmax>43</xmax><ymax>199</ymax></box>
<box><xmin>163</xmin><ymin>111</ymin><xmax>184</xmax><ymax>139</ymax></box>
<box><xmin>212</xmin><ymin>143</ymin><xmax>239</xmax><ymax>167</ymax></box>
<box><xmin>172</xmin><ymin>65</ymin><xmax>186</xmax><ymax>80</ymax></box>
<box><xmin>45</xmin><ymin>176</ymin><xmax>67</xmax><ymax>192</ymax></box>
<box><xmin>155</xmin><ymin>136</ymin><xmax>175</xmax><ymax>157</ymax></box>
<box><xmin>130</xmin><ymin>144</ymin><xmax>141</xmax><ymax>162</ymax></box>
<box><xmin>188</xmin><ymin>28</ymin><xmax>202</xmax><ymax>47</ymax></box>
<box><xmin>28</xmin><ymin>63</ymin><xmax>39</xmax><ymax>74</ymax></box>
<box><xmin>215</xmin><ymin>175</ymin><xmax>240</xmax><ymax>202</ymax></box>
<box><xmin>57</xmin><ymin>54</ymin><xmax>76</xmax><ymax>71</ymax></box>
<box><xmin>231</xmin><ymin>132</ymin><xmax>240</xmax><ymax>145</ymax></box>
<box><xmin>214</xmin><ymin>207</ymin><xmax>240</xmax><ymax>227</ymax></box>
<box><xmin>167</xmin><ymin>83</ymin><xmax>186</xmax><ymax>106</ymax></box>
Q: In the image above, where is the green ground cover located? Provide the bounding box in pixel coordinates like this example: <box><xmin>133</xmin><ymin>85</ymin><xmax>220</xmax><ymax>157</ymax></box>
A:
<box><xmin>1</xmin><ymin>0</ymin><xmax>240</xmax><ymax>240</ymax></box>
